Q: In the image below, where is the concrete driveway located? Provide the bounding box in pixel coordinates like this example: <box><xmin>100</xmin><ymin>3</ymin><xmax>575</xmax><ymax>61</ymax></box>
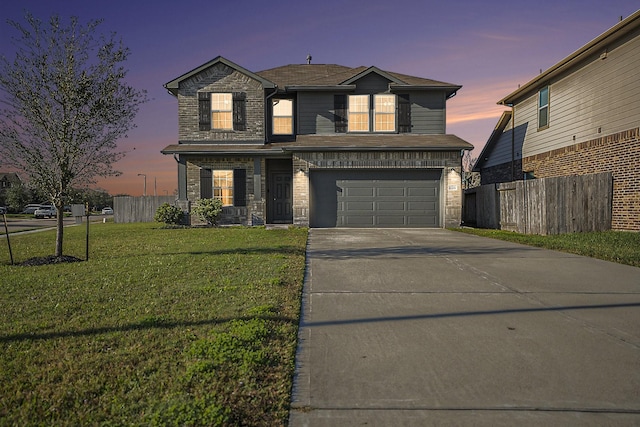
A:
<box><xmin>289</xmin><ymin>228</ymin><xmax>640</xmax><ymax>426</ymax></box>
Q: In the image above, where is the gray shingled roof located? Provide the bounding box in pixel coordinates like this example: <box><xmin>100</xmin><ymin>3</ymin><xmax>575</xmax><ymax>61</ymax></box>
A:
<box><xmin>256</xmin><ymin>64</ymin><xmax>459</xmax><ymax>90</ymax></box>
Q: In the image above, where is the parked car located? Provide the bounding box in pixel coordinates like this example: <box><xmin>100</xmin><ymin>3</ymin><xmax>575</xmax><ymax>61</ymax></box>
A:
<box><xmin>101</xmin><ymin>207</ymin><xmax>113</xmax><ymax>215</ymax></box>
<box><xmin>0</xmin><ymin>207</ymin><xmax>6</xmax><ymax>215</ymax></box>
<box><xmin>34</xmin><ymin>206</ymin><xmax>56</xmax><ymax>219</ymax></box>
<box><xmin>22</xmin><ymin>204</ymin><xmax>42</xmax><ymax>214</ymax></box>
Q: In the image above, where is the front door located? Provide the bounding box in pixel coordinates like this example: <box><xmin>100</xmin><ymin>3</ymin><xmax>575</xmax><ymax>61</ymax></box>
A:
<box><xmin>268</xmin><ymin>171</ymin><xmax>293</xmax><ymax>223</ymax></box>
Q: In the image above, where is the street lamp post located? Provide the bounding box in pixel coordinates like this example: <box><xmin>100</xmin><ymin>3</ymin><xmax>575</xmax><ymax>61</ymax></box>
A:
<box><xmin>137</xmin><ymin>173</ymin><xmax>147</xmax><ymax>196</ymax></box>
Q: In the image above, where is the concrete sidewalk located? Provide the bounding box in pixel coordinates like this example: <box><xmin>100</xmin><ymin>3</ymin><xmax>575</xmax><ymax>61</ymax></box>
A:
<box><xmin>288</xmin><ymin>228</ymin><xmax>640</xmax><ymax>426</ymax></box>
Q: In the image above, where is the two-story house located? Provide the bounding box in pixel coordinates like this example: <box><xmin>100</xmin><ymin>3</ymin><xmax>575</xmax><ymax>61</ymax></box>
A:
<box><xmin>474</xmin><ymin>10</ymin><xmax>640</xmax><ymax>231</ymax></box>
<box><xmin>162</xmin><ymin>56</ymin><xmax>473</xmax><ymax>228</ymax></box>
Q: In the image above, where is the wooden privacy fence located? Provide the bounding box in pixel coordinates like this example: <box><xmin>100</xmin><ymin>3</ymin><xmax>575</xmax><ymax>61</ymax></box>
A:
<box><xmin>463</xmin><ymin>172</ymin><xmax>612</xmax><ymax>235</ymax></box>
<box><xmin>113</xmin><ymin>196</ymin><xmax>178</xmax><ymax>223</ymax></box>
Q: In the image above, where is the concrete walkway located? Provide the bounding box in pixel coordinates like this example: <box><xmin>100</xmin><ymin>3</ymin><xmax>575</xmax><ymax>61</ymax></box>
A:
<box><xmin>289</xmin><ymin>228</ymin><xmax>640</xmax><ymax>426</ymax></box>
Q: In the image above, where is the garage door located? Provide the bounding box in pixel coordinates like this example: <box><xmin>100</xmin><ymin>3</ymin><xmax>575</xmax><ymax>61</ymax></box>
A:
<box><xmin>310</xmin><ymin>169</ymin><xmax>441</xmax><ymax>228</ymax></box>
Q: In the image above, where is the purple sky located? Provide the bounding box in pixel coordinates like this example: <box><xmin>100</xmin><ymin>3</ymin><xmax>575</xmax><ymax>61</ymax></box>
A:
<box><xmin>1</xmin><ymin>0</ymin><xmax>638</xmax><ymax>196</ymax></box>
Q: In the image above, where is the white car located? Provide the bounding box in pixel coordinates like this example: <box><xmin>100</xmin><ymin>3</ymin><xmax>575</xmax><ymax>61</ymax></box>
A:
<box><xmin>101</xmin><ymin>207</ymin><xmax>114</xmax><ymax>215</ymax></box>
<box><xmin>34</xmin><ymin>206</ymin><xmax>56</xmax><ymax>218</ymax></box>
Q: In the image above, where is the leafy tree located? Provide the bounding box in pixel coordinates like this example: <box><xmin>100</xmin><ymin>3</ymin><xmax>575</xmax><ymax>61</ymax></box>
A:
<box><xmin>4</xmin><ymin>182</ymin><xmax>29</xmax><ymax>213</ymax></box>
<box><xmin>0</xmin><ymin>13</ymin><xmax>147</xmax><ymax>257</ymax></box>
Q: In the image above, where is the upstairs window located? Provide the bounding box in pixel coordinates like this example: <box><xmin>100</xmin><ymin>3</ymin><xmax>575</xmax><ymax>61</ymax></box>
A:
<box><xmin>211</xmin><ymin>93</ymin><xmax>233</xmax><ymax>130</ymax></box>
<box><xmin>538</xmin><ymin>86</ymin><xmax>549</xmax><ymax>130</ymax></box>
<box><xmin>272</xmin><ymin>99</ymin><xmax>293</xmax><ymax>135</ymax></box>
<box><xmin>374</xmin><ymin>94</ymin><xmax>396</xmax><ymax>132</ymax></box>
<box><xmin>198</xmin><ymin>92</ymin><xmax>246</xmax><ymax>131</ymax></box>
<box><xmin>348</xmin><ymin>95</ymin><xmax>370</xmax><ymax>132</ymax></box>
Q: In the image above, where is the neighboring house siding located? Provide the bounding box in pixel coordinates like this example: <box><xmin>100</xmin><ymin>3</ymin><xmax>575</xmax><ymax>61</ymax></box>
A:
<box><xmin>523</xmin><ymin>127</ymin><xmax>640</xmax><ymax>231</ymax></box>
<box><xmin>177</xmin><ymin>63</ymin><xmax>265</xmax><ymax>142</ymax></box>
<box><xmin>522</xmin><ymin>28</ymin><xmax>640</xmax><ymax>159</ymax></box>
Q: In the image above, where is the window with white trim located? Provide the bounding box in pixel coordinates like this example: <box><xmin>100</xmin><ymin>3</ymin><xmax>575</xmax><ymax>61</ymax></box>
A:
<box><xmin>272</xmin><ymin>99</ymin><xmax>293</xmax><ymax>135</ymax></box>
<box><xmin>348</xmin><ymin>95</ymin><xmax>370</xmax><ymax>132</ymax></box>
<box><xmin>374</xmin><ymin>94</ymin><xmax>396</xmax><ymax>132</ymax></box>
<box><xmin>538</xmin><ymin>86</ymin><xmax>549</xmax><ymax>129</ymax></box>
<box><xmin>211</xmin><ymin>93</ymin><xmax>233</xmax><ymax>130</ymax></box>
<box><xmin>213</xmin><ymin>170</ymin><xmax>234</xmax><ymax>206</ymax></box>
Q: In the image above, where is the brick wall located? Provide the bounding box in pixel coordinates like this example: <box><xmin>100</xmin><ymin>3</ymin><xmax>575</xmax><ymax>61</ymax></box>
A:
<box><xmin>523</xmin><ymin>128</ymin><xmax>639</xmax><ymax>231</ymax></box>
<box><xmin>479</xmin><ymin>159</ymin><xmax>523</xmax><ymax>185</ymax></box>
<box><xmin>185</xmin><ymin>157</ymin><xmax>263</xmax><ymax>226</ymax></box>
<box><xmin>178</xmin><ymin>63</ymin><xmax>265</xmax><ymax>142</ymax></box>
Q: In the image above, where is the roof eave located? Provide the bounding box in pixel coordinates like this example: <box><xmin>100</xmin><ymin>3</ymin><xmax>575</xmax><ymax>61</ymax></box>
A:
<box><xmin>498</xmin><ymin>10</ymin><xmax>640</xmax><ymax>105</ymax></box>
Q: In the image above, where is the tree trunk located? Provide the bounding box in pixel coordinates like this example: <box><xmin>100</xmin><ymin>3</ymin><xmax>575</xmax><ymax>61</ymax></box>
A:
<box><xmin>55</xmin><ymin>203</ymin><xmax>64</xmax><ymax>257</ymax></box>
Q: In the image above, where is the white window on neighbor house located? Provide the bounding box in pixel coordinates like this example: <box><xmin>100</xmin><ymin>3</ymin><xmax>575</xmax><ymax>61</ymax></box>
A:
<box><xmin>213</xmin><ymin>170</ymin><xmax>234</xmax><ymax>206</ymax></box>
<box><xmin>348</xmin><ymin>95</ymin><xmax>370</xmax><ymax>132</ymax></box>
<box><xmin>538</xmin><ymin>86</ymin><xmax>549</xmax><ymax>130</ymax></box>
<box><xmin>272</xmin><ymin>99</ymin><xmax>293</xmax><ymax>135</ymax></box>
<box><xmin>374</xmin><ymin>94</ymin><xmax>396</xmax><ymax>132</ymax></box>
<box><xmin>211</xmin><ymin>93</ymin><xmax>233</xmax><ymax>130</ymax></box>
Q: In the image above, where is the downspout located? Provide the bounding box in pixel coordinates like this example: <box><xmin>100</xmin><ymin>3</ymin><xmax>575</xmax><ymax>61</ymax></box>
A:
<box><xmin>510</xmin><ymin>103</ymin><xmax>515</xmax><ymax>181</ymax></box>
<box><xmin>264</xmin><ymin>85</ymin><xmax>279</xmax><ymax>143</ymax></box>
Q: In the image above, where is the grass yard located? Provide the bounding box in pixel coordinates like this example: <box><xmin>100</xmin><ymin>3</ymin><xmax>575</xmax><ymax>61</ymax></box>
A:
<box><xmin>0</xmin><ymin>223</ymin><xmax>308</xmax><ymax>426</ymax></box>
<box><xmin>452</xmin><ymin>228</ymin><xmax>640</xmax><ymax>267</ymax></box>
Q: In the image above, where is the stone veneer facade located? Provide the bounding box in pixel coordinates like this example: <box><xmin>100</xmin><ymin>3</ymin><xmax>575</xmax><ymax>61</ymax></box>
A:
<box><xmin>177</xmin><ymin>63</ymin><xmax>265</xmax><ymax>143</ymax></box>
<box><xmin>520</xmin><ymin>128</ymin><xmax>639</xmax><ymax>231</ymax></box>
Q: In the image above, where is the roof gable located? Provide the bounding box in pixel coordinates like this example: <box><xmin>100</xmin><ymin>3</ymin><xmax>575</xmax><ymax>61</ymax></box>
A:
<box><xmin>164</xmin><ymin>56</ymin><xmax>275</xmax><ymax>96</ymax></box>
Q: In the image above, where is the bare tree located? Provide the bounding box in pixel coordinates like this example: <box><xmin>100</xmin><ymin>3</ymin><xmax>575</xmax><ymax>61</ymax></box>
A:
<box><xmin>0</xmin><ymin>13</ymin><xmax>147</xmax><ymax>257</ymax></box>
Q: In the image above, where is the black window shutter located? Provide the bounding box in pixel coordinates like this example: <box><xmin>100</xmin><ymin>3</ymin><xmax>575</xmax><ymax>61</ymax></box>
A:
<box><xmin>198</xmin><ymin>92</ymin><xmax>211</xmax><ymax>131</ymax></box>
<box><xmin>200</xmin><ymin>168</ymin><xmax>212</xmax><ymax>199</ymax></box>
<box><xmin>233</xmin><ymin>92</ymin><xmax>246</xmax><ymax>131</ymax></box>
<box><xmin>233</xmin><ymin>169</ymin><xmax>246</xmax><ymax>207</ymax></box>
<box><xmin>334</xmin><ymin>94</ymin><xmax>347</xmax><ymax>133</ymax></box>
<box><xmin>398</xmin><ymin>94</ymin><xmax>411</xmax><ymax>133</ymax></box>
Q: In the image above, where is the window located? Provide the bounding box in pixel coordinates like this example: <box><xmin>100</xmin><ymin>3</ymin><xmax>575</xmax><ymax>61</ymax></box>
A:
<box><xmin>200</xmin><ymin>169</ymin><xmax>246</xmax><ymax>207</ymax></box>
<box><xmin>213</xmin><ymin>170</ymin><xmax>234</xmax><ymax>206</ymax></box>
<box><xmin>198</xmin><ymin>92</ymin><xmax>246</xmax><ymax>131</ymax></box>
<box><xmin>211</xmin><ymin>93</ymin><xmax>233</xmax><ymax>130</ymax></box>
<box><xmin>348</xmin><ymin>95</ymin><xmax>369</xmax><ymax>132</ymax></box>
<box><xmin>272</xmin><ymin>99</ymin><xmax>293</xmax><ymax>135</ymax></box>
<box><xmin>374</xmin><ymin>94</ymin><xmax>396</xmax><ymax>132</ymax></box>
<box><xmin>538</xmin><ymin>86</ymin><xmax>549</xmax><ymax>129</ymax></box>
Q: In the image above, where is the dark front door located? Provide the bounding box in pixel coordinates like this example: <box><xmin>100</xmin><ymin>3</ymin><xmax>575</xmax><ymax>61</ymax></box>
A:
<box><xmin>269</xmin><ymin>171</ymin><xmax>293</xmax><ymax>223</ymax></box>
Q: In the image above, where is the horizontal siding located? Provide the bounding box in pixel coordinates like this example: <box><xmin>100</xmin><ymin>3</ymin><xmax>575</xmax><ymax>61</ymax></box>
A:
<box><xmin>521</xmin><ymin>30</ymin><xmax>640</xmax><ymax>158</ymax></box>
<box><xmin>297</xmin><ymin>90</ymin><xmax>448</xmax><ymax>135</ymax></box>
<box><xmin>297</xmin><ymin>92</ymin><xmax>334</xmax><ymax>134</ymax></box>
<box><xmin>409</xmin><ymin>92</ymin><xmax>446</xmax><ymax>134</ymax></box>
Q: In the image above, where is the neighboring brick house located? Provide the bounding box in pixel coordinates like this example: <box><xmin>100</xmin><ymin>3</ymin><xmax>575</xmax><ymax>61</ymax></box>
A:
<box><xmin>474</xmin><ymin>10</ymin><xmax>640</xmax><ymax>231</ymax></box>
<box><xmin>162</xmin><ymin>56</ymin><xmax>473</xmax><ymax>228</ymax></box>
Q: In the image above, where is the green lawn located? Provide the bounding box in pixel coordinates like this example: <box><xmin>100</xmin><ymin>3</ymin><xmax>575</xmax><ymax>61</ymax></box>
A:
<box><xmin>452</xmin><ymin>227</ymin><xmax>640</xmax><ymax>267</ymax></box>
<box><xmin>0</xmin><ymin>223</ymin><xmax>308</xmax><ymax>426</ymax></box>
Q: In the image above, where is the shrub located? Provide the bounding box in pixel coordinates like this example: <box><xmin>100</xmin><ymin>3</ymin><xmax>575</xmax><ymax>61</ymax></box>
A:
<box><xmin>154</xmin><ymin>203</ymin><xmax>184</xmax><ymax>225</ymax></box>
<box><xmin>192</xmin><ymin>198</ymin><xmax>223</xmax><ymax>226</ymax></box>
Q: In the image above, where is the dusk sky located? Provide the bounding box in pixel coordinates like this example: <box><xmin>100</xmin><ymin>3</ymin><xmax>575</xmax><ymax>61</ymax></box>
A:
<box><xmin>1</xmin><ymin>1</ymin><xmax>638</xmax><ymax>196</ymax></box>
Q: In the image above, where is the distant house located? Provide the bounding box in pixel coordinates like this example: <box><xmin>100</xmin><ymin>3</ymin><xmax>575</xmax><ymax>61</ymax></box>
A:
<box><xmin>0</xmin><ymin>172</ymin><xmax>21</xmax><ymax>204</ymax></box>
<box><xmin>474</xmin><ymin>10</ymin><xmax>640</xmax><ymax>231</ymax></box>
<box><xmin>161</xmin><ymin>56</ymin><xmax>473</xmax><ymax>228</ymax></box>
